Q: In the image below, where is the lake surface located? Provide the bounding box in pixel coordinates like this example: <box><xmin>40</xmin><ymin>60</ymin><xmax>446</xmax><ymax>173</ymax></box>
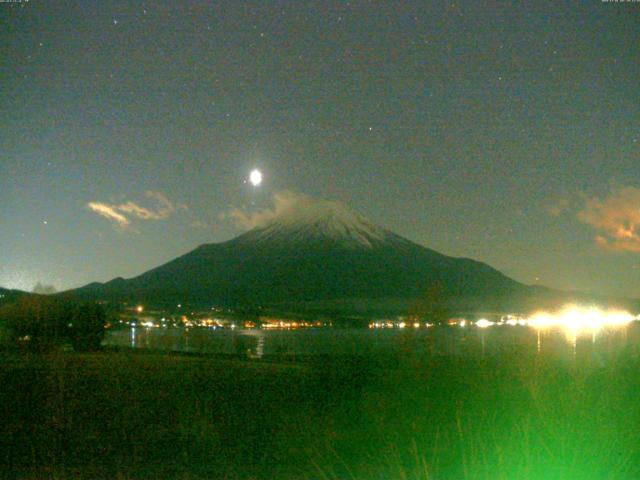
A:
<box><xmin>104</xmin><ymin>323</ymin><xmax>640</xmax><ymax>361</ymax></box>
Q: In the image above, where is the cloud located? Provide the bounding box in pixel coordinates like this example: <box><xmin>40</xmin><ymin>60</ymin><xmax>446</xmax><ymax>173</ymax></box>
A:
<box><xmin>144</xmin><ymin>190</ymin><xmax>189</xmax><ymax>217</ymax></box>
<box><xmin>224</xmin><ymin>190</ymin><xmax>356</xmax><ymax>231</ymax></box>
<box><xmin>578</xmin><ymin>186</ymin><xmax>640</xmax><ymax>253</ymax></box>
<box><xmin>88</xmin><ymin>191</ymin><xmax>184</xmax><ymax>228</ymax></box>
<box><xmin>116</xmin><ymin>201</ymin><xmax>162</xmax><ymax>220</ymax></box>
<box><xmin>225</xmin><ymin>191</ymin><xmax>316</xmax><ymax>230</ymax></box>
<box><xmin>87</xmin><ymin>202</ymin><xmax>131</xmax><ymax>227</ymax></box>
<box><xmin>32</xmin><ymin>282</ymin><xmax>57</xmax><ymax>295</ymax></box>
<box><xmin>189</xmin><ymin>220</ymin><xmax>209</xmax><ymax>229</ymax></box>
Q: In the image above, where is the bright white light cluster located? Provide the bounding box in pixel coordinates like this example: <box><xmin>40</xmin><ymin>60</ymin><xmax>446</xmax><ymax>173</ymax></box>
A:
<box><xmin>475</xmin><ymin>319</ymin><xmax>494</xmax><ymax>328</ymax></box>
<box><xmin>471</xmin><ymin>305</ymin><xmax>637</xmax><ymax>336</ymax></box>
<box><xmin>527</xmin><ymin>305</ymin><xmax>636</xmax><ymax>333</ymax></box>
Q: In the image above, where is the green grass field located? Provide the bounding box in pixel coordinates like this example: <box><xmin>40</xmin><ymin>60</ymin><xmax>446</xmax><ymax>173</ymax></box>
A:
<box><xmin>1</xmin><ymin>347</ymin><xmax>639</xmax><ymax>479</ymax></box>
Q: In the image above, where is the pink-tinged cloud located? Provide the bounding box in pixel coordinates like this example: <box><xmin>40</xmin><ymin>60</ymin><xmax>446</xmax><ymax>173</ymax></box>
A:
<box><xmin>87</xmin><ymin>191</ymin><xmax>185</xmax><ymax>228</ymax></box>
<box><xmin>578</xmin><ymin>186</ymin><xmax>640</xmax><ymax>253</ymax></box>
<box><xmin>87</xmin><ymin>202</ymin><xmax>130</xmax><ymax>227</ymax></box>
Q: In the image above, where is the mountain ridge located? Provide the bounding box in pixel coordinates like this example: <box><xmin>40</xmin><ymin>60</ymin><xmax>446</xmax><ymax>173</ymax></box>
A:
<box><xmin>64</xmin><ymin>193</ymin><xmax>638</xmax><ymax>315</ymax></box>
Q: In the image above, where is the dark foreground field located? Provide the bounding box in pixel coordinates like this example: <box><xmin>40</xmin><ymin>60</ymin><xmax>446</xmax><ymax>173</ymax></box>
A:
<box><xmin>1</xmin><ymin>346</ymin><xmax>640</xmax><ymax>479</ymax></box>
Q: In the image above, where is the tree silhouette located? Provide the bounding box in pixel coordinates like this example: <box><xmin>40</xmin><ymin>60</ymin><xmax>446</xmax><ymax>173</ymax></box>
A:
<box><xmin>68</xmin><ymin>302</ymin><xmax>106</xmax><ymax>351</ymax></box>
<box><xmin>0</xmin><ymin>297</ymin><xmax>106</xmax><ymax>352</ymax></box>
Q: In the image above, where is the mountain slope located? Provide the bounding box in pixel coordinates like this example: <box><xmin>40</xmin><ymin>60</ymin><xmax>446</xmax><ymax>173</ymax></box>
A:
<box><xmin>70</xmin><ymin>193</ymin><xmax>529</xmax><ymax>313</ymax></box>
<box><xmin>0</xmin><ymin>287</ymin><xmax>31</xmax><ymax>307</ymax></box>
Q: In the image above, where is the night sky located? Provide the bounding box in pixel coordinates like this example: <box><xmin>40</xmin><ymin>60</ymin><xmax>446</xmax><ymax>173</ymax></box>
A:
<box><xmin>2</xmin><ymin>1</ymin><xmax>639</xmax><ymax>298</ymax></box>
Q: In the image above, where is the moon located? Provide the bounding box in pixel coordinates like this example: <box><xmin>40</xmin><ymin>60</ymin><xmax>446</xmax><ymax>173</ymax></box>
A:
<box><xmin>249</xmin><ymin>169</ymin><xmax>263</xmax><ymax>186</ymax></box>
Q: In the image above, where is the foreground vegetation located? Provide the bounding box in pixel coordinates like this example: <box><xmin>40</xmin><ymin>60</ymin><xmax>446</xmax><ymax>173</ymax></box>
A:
<box><xmin>1</xmin><ymin>342</ymin><xmax>640</xmax><ymax>479</ymax></box>
<box><xmin>0</xmin><ymin>296</ymin><xmax>106</xmax><ymax>352</ymax></box>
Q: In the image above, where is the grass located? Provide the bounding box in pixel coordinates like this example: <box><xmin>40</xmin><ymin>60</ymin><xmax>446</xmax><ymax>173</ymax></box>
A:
<box><xmin>1</xmin><ymin>343</ymin><xmax>640</xmax><ymax>479</ymax></box>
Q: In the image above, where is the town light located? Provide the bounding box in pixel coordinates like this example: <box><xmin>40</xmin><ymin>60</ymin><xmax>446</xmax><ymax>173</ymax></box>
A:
<box><xmin>476</xmin><ymin>319</ymin><xmax>494</xmax><ymax>328</ymax></box>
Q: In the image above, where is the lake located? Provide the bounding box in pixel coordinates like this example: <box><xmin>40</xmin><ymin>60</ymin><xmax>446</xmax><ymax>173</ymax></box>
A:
<box><xmin>104</xmin><ymin>322</ymin><xmax>640</xmax><ymax>362</ymax></box>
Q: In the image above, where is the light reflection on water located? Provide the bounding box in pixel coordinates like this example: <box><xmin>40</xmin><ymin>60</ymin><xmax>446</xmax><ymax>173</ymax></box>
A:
<box><xmin>106</xmin><ymin>323</ymin><xmax>640</xmax><ymax>361</ymax></box>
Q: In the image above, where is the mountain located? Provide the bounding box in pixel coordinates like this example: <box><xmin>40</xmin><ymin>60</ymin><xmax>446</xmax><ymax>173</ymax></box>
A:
<box><xmin>66</xmin><ymin>193</ymin><xmax>635</xmax><ymax>316</ymax></box>
<box><xmin>0</xmin><ymin>287</ymin><xmax>30</xmax><ymax>307</ymax></box>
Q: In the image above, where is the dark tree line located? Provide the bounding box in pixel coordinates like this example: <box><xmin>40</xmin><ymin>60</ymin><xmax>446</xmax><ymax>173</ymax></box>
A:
<box><xmin>0</xmin><ymin>296</ymin><xmax>107</xmax><ymax>352</ymax></box>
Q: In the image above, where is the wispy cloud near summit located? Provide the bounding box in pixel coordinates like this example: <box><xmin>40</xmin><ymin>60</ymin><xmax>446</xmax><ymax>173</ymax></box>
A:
<box><xmin>222</xmin><ymin>191</ymin><xmax>359</xmax><ymax>231</ymax></box>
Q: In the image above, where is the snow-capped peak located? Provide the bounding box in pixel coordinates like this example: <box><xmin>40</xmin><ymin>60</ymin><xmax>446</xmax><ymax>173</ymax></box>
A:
<box><xmin>235</xmin><ymin>191</ymin><xmax>391</xmax><ymax>248</ymax></box>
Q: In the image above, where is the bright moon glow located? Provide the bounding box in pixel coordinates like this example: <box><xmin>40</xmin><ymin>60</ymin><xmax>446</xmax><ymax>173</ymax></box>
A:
<box><xmin>249</xmin><ymin>169</ymin><xmax>263</xmax><ymax>186</ymax></box>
